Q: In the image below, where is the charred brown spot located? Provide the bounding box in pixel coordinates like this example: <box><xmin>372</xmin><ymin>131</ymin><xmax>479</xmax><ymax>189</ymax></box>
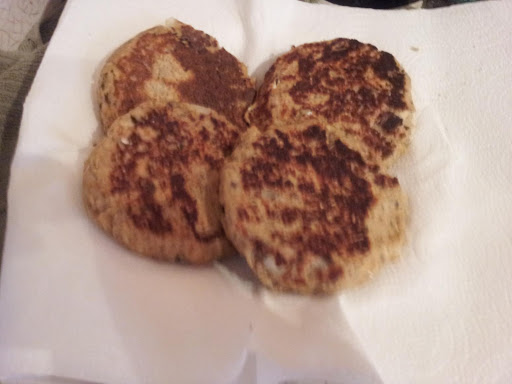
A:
<box><xmin>237</xmin><ymin>208</ymin><xmax>250</xmax><ymax>221</ymax></box>
<box><xmin>322</xmin><ymin>38</ymin><xmax>361</xmax><ymax>62</ymax></box>
<box><xmin>304</xmin><ymin>235</ymin><xmax>336</xmax><ymax>262</ymax></box>
<box><xmin>298</xmin><ymin>181</ymin><xmax>315</xmax><ymax>194</ymax></box>
<box><xmin>171</xmin><ymin>26</ymin><xmax>255</xmax><ymax>128</ymax></box>
<box><xmin>241</xmin><ymin>169</ymin><xmax>260</xmax><ymax>190</ymax></box>
<box><xmin>359</xmin><ymin>127</ymin><xmax>394</xmax><ymax>159</ymax></box>
<box><xmin>199</xmin><ymin>127</ymin><xmax>210</xmax><ymax>141</ymax></box>
<box><xmin>171</xmin><ymin>174</ymin><xmax>222</xmax><ymax>242</ymax></box>
<box><xmin>281</xmin><ymin>208</ymin><xmax>299</xmax><ymax>224</ymax></box>
<box><xmin>358</xmin><ymin>87</ymin><xmax>377</xmax><ymax>108</ymax></box>
<box><xmin>274</xmin><ymin>252</ymin><xmax>286</xmax><ymax>266</ymax></box>
<box><xmin>298</xmin><ymin>55</ymin><xmax>316</xmax><ymax>75</ymax></box>
<box><xmin>303</xmin><ymin>125</ymin><xmax>326</xmax><ymax>141</ymax></box>
<box><xmin>210</xmin><ymin>117</ymin><xmax>223</xmax><ymax>130</ymax></box>
<box><xmin>379</xmin><ymin>112</ymin><xmax>403</xmax><ymax>134</ymax></box>
<box><xmin>253</xmin><ymin>239</ymin><xmax>286</xmax><ymax>267</ymax></box>
<box><xmin>178</xmin><ymin>24</ymin><xmax>216</xmax><ymax>48</ymax></box>
<box><xmin>253</xmin><ymin>129</ymin><xmax>292</xmax><ymax>162</ymax></box>
<box><xmin>170</xmin><ymin>174</ymin><xmax>192</xmax><ymax>202</ymax></box>
<box><xmin>333</xmin><ymin>140</ymin><xmax>365</xmax><ymax>166</ymax></box>
<box><xmin>127</xmin><ymin>178</ymin><xmax>173</xmax><ymax>234</ymax></box>
<box><xmin>110</xmin><ymin>25</ymin><xmax>254</xmax><ymax>128</ymax></box>
<box><xmin>373</xmin><ymin>51</ymin><xmax>399</xmax><ymax>79</ymax></box>
<box><xmin>112</xmin><ymin>48</ymin><xmax>153</xmax><ymax>119</ymax></box>
<box><xmin>204</xmin><ymin>154</ymin><xmax>220</xmax><ymax>167</ymax></box>
<box><xmin>373</xmin><ymin>52</ymin><xmax>407</xmax><ymax>110</ymax></box>
<box><xmin>242</xmin><ymin>161</ymin><xmax>283</xmax><ymax>190</ymax></box>
<box><xmin>328</xmin><ymin>266</ymin><xmax>343</xmax><ymax>281</ymax></box>
<box><xmin>374</xmin><ymin>174</ymin><xmax>399</xmax><ymax>188</ymax></box>
<box><xmin>389</xmin><ymin>86</ymin><xmax>406</xmax><ymax>109</ymax></box>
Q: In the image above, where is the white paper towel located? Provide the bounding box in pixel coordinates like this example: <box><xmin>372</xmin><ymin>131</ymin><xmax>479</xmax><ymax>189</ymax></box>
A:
<box><xmin>1</xmin><ymin>0</ymin><xmax>511</xmax><ymax>383</ymax></box>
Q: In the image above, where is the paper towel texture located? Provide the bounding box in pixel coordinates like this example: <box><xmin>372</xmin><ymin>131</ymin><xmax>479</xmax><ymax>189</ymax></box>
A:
<box><xmin>1</xmin><ymin>0</ymin><xmax>511</xmax><ymax>383</ymax></box>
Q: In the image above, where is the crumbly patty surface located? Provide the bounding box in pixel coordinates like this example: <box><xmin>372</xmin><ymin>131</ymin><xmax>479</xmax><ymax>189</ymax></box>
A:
<box><xmin>246</xmin><ymin>38</ymin><xmax>414</xmax><ymax>167</ymax></box>
<box><xmin>83</xmin><ymin>101</ymin><xmax>241</xmax><ymax>263</ymax></box>
<box><xmin>220</xmin><ymin>122</ymin><xmax>408</xmax><ymax>293</ymax></box>
<box><xmin>98</xmin><ymin>20</ymin><xmax>255</xmax><ymax>130</ymax></box>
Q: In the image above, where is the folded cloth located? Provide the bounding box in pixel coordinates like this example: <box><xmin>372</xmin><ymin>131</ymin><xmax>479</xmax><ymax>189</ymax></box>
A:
<box><xmin>0</xmin><ymin>1</ymin><xmax>66</xmax><ymax>261</ymax></box>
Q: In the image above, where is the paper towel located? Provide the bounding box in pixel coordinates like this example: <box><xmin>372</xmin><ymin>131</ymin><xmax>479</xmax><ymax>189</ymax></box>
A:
<box><xmin>1</xmin><ymin>0</ymin><xmax>511</xmax><ymax>383</ymax></box>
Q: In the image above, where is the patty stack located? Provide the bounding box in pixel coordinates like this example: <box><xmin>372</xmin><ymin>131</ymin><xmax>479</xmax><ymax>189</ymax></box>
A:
<box><xmin>83</xmin><ymin>21</ymin><xmax>414</xmax><ymax>294</ymax></box>
<box><xmin>83</xmin><ymin>20</ymin><xmax>255</xmax><ymax>264</ymax></box>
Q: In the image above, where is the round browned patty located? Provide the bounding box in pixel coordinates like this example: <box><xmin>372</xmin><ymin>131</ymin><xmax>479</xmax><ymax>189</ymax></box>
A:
<box><xmin>220</xmin><ymin>122</ymin><xmax>408</xmax><ymax>293</ymax></box>
<box><xmin>246</xmin><ymin>38</ymin><xmax>414</xmax><ymax>167</ymax></box>
<box><xmin>83</xmin><ymin>101</ymin><xmax>241</xmax><ymax>263</ymax></box>
<box><xmin>98</xmin><ymin>19</ymin><xmax>255</xmax><ymax>130</ymax></box>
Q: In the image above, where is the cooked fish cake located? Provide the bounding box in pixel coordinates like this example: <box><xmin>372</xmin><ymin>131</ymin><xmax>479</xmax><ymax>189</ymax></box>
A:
<box><xmin>246</xmin><ymin>38</ymin><xmax>414</xmax><ymax>167</ymax></box>
<box><xmin>83</xmin><ymin>101</ymin><xmax>241</xmax><ymax>263</ymax></box>
<box><xmin>98</xmin><ymin>20</ymin><xmax>255</xmax><ymax>130</ymax></box>
<box><xmin>220</xmin><ymin>122</ymin><xmax>408</xmax><ymax>293</ymax></box>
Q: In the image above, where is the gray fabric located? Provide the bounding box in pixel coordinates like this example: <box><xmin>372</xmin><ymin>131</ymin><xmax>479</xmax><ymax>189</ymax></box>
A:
<box><xmin>0</xmin><ymin>1</ymin><xmax>66</xmax><ymax>261</ymax></box>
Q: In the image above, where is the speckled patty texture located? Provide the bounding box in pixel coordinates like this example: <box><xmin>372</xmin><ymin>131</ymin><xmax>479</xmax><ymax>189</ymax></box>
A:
<box><xmin>84</xmin><ymin>101</ymin><xmax>243</xmax><ymax>263</ymax></box>
<box><xmin>246</xmin><ymin>38</ymin><xmax>414</xmax><ymax>167</ymax></box>
<box><xmin>220</xmin><ymin>122</ymin><xmax>408</xmax><ymax>293</ymax></box>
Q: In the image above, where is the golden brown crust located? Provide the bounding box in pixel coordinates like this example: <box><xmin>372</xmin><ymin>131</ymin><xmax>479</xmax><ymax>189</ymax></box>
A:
<box><xmin>220</xmin><ymin>122</ymin><xmax>408</xmax><ymax>293</ymax></box>
<box><xmin>83</xmin><ymin>101</ymin><xmax>241</xmax><ymax>263</ymax></box>
<box><xmin>98</xmin><ymin>21</ymin><xmax>255</xmax><ymax>130</ymax></box>
<box><xmin>246</xmin><ymin>38</ymin><xmax>414</xmax><ymax>167</ymax></box>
